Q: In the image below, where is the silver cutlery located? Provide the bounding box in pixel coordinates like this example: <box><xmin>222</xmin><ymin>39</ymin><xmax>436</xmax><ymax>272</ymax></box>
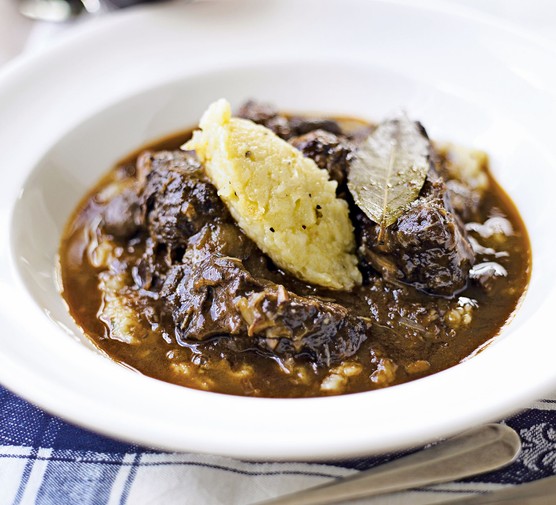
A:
<box><xmin>253</xmin><ymin>424</ymin><xmax>520</xmax><ymax>505</ymax></box>
<box><xmin>17</xmin><ymin>0</ymin><xmax>152</xmax><ymax>21</ymax></box>
<box><xmin>435</xmin><ymin>474</ymin><xmax>556</xmax><ymax>505</ymax></box>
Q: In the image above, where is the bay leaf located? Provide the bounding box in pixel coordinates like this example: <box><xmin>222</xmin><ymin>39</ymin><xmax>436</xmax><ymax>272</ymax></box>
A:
<box><xmin>347</xmin><ymin>116</ymin><xmax>430</xmax><ymax>237</ymax></box>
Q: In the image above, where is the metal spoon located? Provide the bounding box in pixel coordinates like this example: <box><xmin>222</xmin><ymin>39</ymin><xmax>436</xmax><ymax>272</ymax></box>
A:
<box><xmin>17</xmin><ymin>0</ymin><xmax>152</xmax><ymax>21</ymax></box>
<box><xmin>435</xmin><ymin>475</ymin><xmax>556</xmax><ymax>505</ymax></box>
<box><xmin>17</xmin><ymin>0</ymin><xmax>87</xmax><ymax>22</ymax></box>
<box><xmin>253</xmin><ymin>424</ymin><xmax>521</xmax><ymax>505</ymax></box>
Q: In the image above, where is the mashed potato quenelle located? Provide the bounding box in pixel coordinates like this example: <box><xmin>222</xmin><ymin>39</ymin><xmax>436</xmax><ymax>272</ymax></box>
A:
<box><xmin>183</xmin><ymin>99</ymin><xmax>362</xmax><ymax>291</ymax></box>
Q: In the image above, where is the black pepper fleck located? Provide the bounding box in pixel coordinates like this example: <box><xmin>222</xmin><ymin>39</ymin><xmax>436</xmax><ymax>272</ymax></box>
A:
<box><xmin>270</xmin><ymin>227</ymin><xmax>275</xmax><ymax>233</ymax></box>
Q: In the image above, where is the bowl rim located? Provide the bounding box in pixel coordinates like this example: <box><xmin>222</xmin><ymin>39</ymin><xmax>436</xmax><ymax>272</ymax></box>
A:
<box><xmin>1</xmin><ymin>0</ymin><xmax>556</xmax><ymax>460</ymax></box>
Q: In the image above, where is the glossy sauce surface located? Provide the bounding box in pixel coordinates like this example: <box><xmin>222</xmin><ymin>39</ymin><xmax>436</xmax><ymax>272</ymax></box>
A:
<box><xmin>60</xmin><ymin>116</ymin><xmax>531</xmax><ymax>397</ymax></box>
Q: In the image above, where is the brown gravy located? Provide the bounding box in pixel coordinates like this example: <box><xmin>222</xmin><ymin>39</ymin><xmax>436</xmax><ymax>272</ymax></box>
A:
<box><xmin>59</xmin><ymin>114</ymin><xmax>531</xmax><ymax>397</ymax></box>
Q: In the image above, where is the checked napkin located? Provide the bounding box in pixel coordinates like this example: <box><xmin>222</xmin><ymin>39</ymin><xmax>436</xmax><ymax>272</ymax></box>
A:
<box><xmin>2</xmin><ymin>385</ymin><xmax>556</xmax><ymax>505</ymax></box>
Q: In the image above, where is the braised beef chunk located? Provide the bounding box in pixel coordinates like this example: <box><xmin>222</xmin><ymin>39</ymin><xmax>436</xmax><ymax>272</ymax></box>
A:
<box><xmin>131</xmin><ymin>150</ymin><xmax>232</xmax><ymax>288</ymax></box>
<box><xmin>355</xmin><ymin>172</ymin><xmax>475</xmax><ymax>296</ymax></box>
<box><xmin>138</xmin><ymin>150</ymin><xmax>226</xmax><ymax>248</ymax></box>
<box><xmin>161</xmin><ymin>256</ymin><xmax>249</xmax><ymax>340</ymax></box>
<box><xmin>100</xmin><ymin>186</ymin><xmax>143</xmax><ymax>239</ymax></box>
<box><xmin>445</xmin><ymin>180</ymin><xmax>482</xmax><ymax>222</ymax></box>
<box><xmin>289</xmin><ymin>130</ymin><xmax>352</xmax><ymax>187</ymax></box>
<box><xmin>237</xmin><ymin>100</ymin><xmax>342</xmax><ymax>140</ymax></box>
<box><xmin>186</xmin><ymin>222</ymin><xmax>257</xmax><ymax>262</ymax></box>
<box><xmin>161</xmin><ymin>255</ymin><xmax>371</xmax><ymax>365</ymax></box>
<box><xmin>288</xmin><ymin>117</ymin><xmax>342</xmax><ymax>137</ymax></box>
<box><xmin>236</xmin><ymin>100</ymin><xmax>293</xmax><ymax>138</ymax></box>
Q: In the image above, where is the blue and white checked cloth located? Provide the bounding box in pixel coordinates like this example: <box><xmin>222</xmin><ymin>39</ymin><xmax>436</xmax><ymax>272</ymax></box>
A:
<box><xmin>2</xmin><ymin>385</ymin><xmax>556</xmax><ymax>504</ymax></box>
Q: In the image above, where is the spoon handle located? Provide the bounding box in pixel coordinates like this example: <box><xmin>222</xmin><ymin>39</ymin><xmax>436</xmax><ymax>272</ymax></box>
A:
<box><xmin>254</xmin><ymin>424</ymin><xmax>521</xmax><ymax>505</ymax></box>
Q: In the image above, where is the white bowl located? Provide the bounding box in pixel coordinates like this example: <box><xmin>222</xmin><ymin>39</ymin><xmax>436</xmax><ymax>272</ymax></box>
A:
<box><xmin>1</xmin><ymin>0</ymin><xmax>556</xmax><ymax>460</ymax></box>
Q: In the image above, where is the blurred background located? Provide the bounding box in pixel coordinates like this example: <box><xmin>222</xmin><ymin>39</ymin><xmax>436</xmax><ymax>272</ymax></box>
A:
<box><xmin>0</xmin><ymin>0</ymin><xmax>555</xmax><ymax>69</ymax></box>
